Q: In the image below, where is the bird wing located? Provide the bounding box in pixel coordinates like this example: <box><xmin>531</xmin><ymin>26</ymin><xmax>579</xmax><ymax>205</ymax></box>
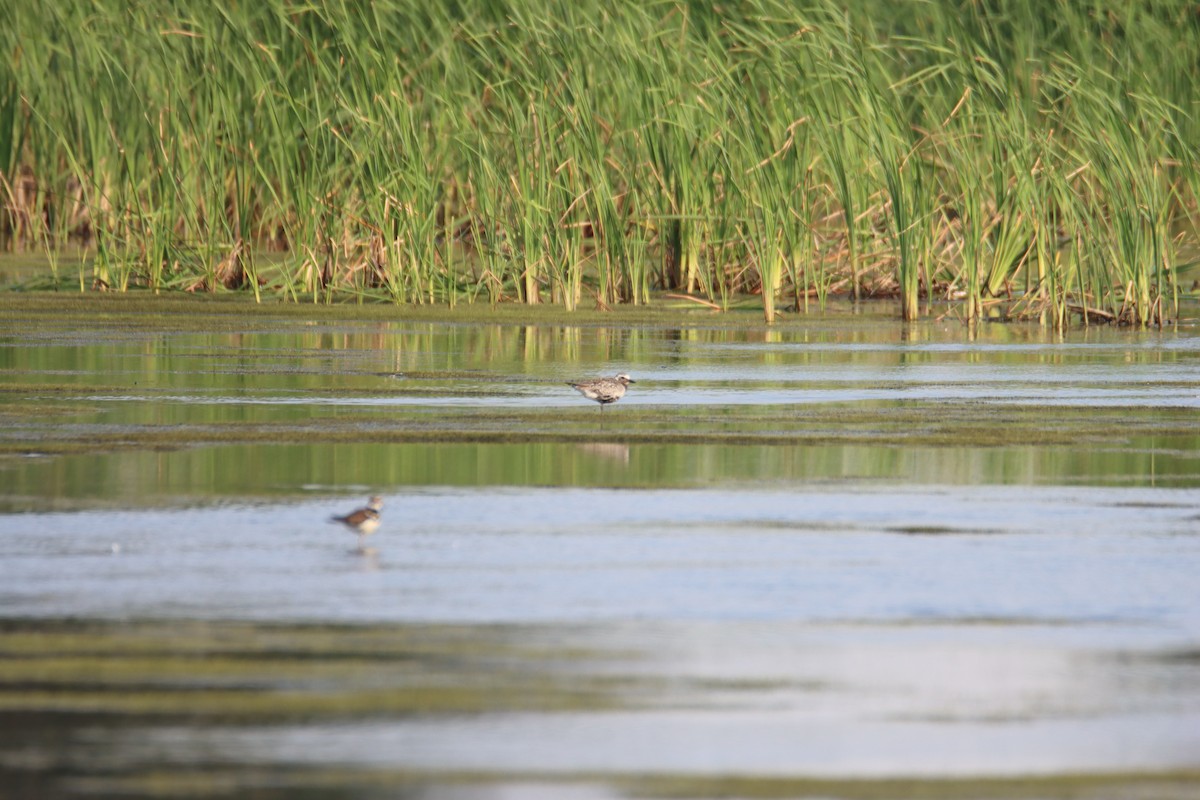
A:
<box><xmin>590</xmin><ymin>386</ymin><xmax>623</xmax><ymax>402</ymax></box>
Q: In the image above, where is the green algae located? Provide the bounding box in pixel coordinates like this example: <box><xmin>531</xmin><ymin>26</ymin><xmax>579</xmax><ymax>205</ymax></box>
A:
<box><xmin>2</xmin><ymin>401</ymin><xmax>1197</xmax><ymax>509</ymax></box>
<box><xmin>0</xmin><ymin>290</ymin><xmax>806</xmax><ymax>331</ymax></box>
<box><xmin>0</xmin><ymin>401</ymin><xmax>1195</xmax><ymax>454</ymax></box>
<box><xmin>5</xmin><ymin>620</ymin><xmax>1198</xmax><ymax>800</ymax></box>
<box><xmin>0</xmin><ymin>619</ymin><xmax>638</xmax><ymax>720</ymax></box>
<box><xmin>2</xmin><ymin>292</ymin><xmax>1196</xmax><ymax>468</ymax></box>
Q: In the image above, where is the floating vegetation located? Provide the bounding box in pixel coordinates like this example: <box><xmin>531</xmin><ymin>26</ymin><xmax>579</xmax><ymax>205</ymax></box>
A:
<box><xmin>1</xmin><ymin>1</ymin><xmax>1198</xmax><ymax>325</ymax></box>
<box><xmin>0</xmin><ymin>618</ymin><xmax>637</xmax><ymax>720</ymax></box>
<box><xmin>3</xmin><ymin>620</ymin><xmax>1200</xmax><ymax>800</ymax></box>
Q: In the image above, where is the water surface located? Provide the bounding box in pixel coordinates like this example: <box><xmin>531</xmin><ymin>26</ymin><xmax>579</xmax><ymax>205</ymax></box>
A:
<box><xmin>2</xmin><ymin>297</ymin><xmax>1199</xmax><ymax>799</ymax></box>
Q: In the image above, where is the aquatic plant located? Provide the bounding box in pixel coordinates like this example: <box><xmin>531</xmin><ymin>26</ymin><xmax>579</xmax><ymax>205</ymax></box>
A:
<box><xmin>1</xmin><ymin>0</ymin><xmax>1196</xmax><ymax>326</ymax></box>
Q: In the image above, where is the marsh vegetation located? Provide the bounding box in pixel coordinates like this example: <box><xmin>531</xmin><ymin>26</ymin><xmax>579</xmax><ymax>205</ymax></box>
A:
<box><xmin>1</xmin><ymin>0</ymin><xmax>1198</xmax><ymax>325</ymax></box>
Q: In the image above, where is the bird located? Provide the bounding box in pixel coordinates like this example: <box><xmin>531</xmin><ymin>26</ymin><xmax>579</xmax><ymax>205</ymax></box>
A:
<box><xmin>329</xmin><ymin>496</ymin><xmax>383</xmax><ymax>542</ymax></box>
<box><xmin>567</xmin><ymin>373</ymin><xmax>635</xmax><ymax>410</ymax></box>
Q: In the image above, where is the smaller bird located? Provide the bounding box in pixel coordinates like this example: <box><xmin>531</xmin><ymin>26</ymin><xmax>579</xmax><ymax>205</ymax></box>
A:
<box><xmin>329</xmin><ymin>496</ymin><xmax>383</xmax><ymax>543</ymax></box>
<box><xmin>567</xmin><ymin>373</ymin><xmax>636</xmax><ymax>410</ymax></box>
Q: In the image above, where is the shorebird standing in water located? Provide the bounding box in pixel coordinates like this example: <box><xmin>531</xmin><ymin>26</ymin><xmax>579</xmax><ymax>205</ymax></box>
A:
<box><xmin>329</xmin><ymin>496</ymin><xmax>383</xmax><ymax>545</ymax></box>
<box><xmin>567</xmin><ymin>373</ymin><xmax>636</xmax><ymax>410</ymax></box>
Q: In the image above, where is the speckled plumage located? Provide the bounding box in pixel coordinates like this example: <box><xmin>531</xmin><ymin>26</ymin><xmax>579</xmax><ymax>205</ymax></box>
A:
<box><xmin>567</xmin><ymin>373</ymin><xmax>636</xmax><ymax>409</ymax></box>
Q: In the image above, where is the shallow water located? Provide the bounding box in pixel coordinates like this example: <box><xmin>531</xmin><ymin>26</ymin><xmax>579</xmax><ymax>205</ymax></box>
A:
<box><xmin>2</xmin><ymin>298</ymin><xmax>1199</xmax><ymax>799</ymax></box>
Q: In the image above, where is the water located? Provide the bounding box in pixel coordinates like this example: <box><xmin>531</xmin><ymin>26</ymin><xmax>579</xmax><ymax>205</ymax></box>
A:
<box><xmin>2</xmin><ymin>301</ymin><xmax>1199</xmax><ymax>799</ymax></box>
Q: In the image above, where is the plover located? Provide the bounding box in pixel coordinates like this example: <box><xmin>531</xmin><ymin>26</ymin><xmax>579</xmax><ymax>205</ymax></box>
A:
<box><xmin>329</xmin><ymin>496</ymin><xmax>383</xmax><ymax>541</ymax></box>
<box><xmin>567</xmin><ymin>373</ymin><xmax>636</xmax><ymax>410</ymax></box>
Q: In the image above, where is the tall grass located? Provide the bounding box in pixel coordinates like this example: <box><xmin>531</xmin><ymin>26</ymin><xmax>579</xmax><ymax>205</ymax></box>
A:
<box><xmin>1</xmin><ymin>0</ymin><xmax>1197</xmax><ymax>326</ymax></box>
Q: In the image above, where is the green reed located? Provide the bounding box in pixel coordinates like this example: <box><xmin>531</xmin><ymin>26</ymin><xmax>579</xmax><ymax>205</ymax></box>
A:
<box><xmin>1</xmin><ymin>0</ymin><xmax>1196</xmax><ymax>326</ymax></box>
